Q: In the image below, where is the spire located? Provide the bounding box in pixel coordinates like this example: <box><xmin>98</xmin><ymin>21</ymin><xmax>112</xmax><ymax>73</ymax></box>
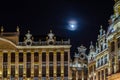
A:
<box><xmin>77</xmin><ymin>45</ymin><xmax>87</xmax><ymax>53</ymax></box>
<box><xmin>25</xmin><ymin>30</ymin><xmax>32</xmax><ymax>40</ymax></box>
<box><xmin>50</xmin><ymin>29</ymin><xmax>52</xmax><ymax>33</ymax></box>
<box><xmin>1</xmin><ymin>26</ymin><xmax>4</xmax><ymax>32</ymax></box>
<box><xmin>16</xmin><ymin>26</ymin><xmax>19</xmax><ymax>32</ymax></box>
<box><xmin>48</xmin><ymin>29</ymin><xmax>54</xmax><ymax>39</ymax></box>
<box><xmin>100</xmin><ymin>25</ymin><xmax>103</xmax><ymax>36</ymax></box>
<box><xmin>89</xmin><ymin>41</ymin><xmax>95</xmax><ymax>52</ymax></box>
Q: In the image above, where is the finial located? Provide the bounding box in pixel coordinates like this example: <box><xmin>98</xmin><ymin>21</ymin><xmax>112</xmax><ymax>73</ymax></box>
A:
<box><xmin>100</xmin><ymin>25</ymin><xmax>103</xmax><ymax>29</ymax></box>
<box><xmin>103</xmin><ymin>30</ymin><xmax>106</xmax><ymax>34</ymax></box>
<box><xmin>50</xmin><ymin>30</ymin><xmax>52</xmax><ymax>33</ymax></box>
<box><xmin>28</xmin><ymin>30</ymin><xmax>30</xmax><ymax>33</ymax></box>
<box><xmin>100</xmin><ymin>25</ymin><xmax>103</xmax><ymax>36</ymax></box>
<box><xmin>1</xmin><ymin>26</ymin><xmax>4</xmax><ymax>32</ymax></box>
<box><xmin>46</xmin><ymin>37</ymin><xmax>48</xmax><ymax>40</ymax></box>
<box><xmin>96</xmin><ymin>42</ymin><xmax>98</xmax><ymax>48</ymax></box>
<box><xmin>16</xmin><ymin>26</ymin><xmax>19</xmax><ymax>32</ymax></box>
<box><xmin>90</xmin><ymin>41</ymin><xmax>94</xmax><ymax>50</ymax></box>
<box><xmin>91</xmin><ymin>41</ymin><xmax>93</xmax><ymax>45</ymax></box>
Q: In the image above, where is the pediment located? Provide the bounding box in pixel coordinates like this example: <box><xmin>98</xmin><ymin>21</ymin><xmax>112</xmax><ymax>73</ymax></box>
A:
<box><xmin>0</xmin><ymin>38</ymin><xmax>16</xmax><ymax>49</ymax></box>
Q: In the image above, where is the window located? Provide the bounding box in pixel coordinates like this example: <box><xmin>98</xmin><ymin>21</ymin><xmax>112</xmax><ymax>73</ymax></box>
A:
<box><xmin>105</xmin><ymin>55</ymin><xmax>107</xmax><ymax>64</ymax></box>
<box><xmin>26</xmin><ymin>63</ymin><xmax>31</xmax><ymax>77</ymax></box>
<box><xmin>27</xmin><ymin>53</ymin><xmax>31</xmax><ymax>62</ymax></box>
<box><xmin>111</xmin><ymin>42</ymin><xmax>115</xmax><ymax>52</ymax></box>
<box><xmin>19</xmin><ymin>65</ymin><xmax>23</xmax><ymax>77</ymax></box>
<box><xmin>105</xmin><ymin>68</ymin><xmax>108</xmax><ymax>80</ymax></box>
<box><xmin>94</xmin><ymin>65</ymin><xmax>96</xmax><ymax>71</ymax></box>
<box><xmin>3</xmin><ymin>53</ymin><xmax>8</xmax><ymax>62</ymax></box>
<box><xmin>57</xmin><ymin>66</ymin><xmax>61</xmax><ymax>77</ymax></box>
<box><xmin>98</xmin><ymin>59</ymin><xmax>100</xmax><ymax>67</ymax></box>
<box><xmin>117</xmin><ymin>37</ymin><xmax>120</xmax><ymax>48</ymax></box>
<box><xmin>19</xmin><ymin>53</ymin><xmax>23</xmax><ymax>62</ymax></box>
<box><xmin>57</xmin><ymin>52</ymin><xmax>61</xmax><ymax>61</ymax></box>
<box><xmin>49</xmin><ymin>52</ymin><xmax>53</xmax><ymax>62</ymax></box>
<box><xmin>11</xmin><ymin>66</ymin><xmax>15</xmax><ymax>77</ymax></box>
<box><xmin>102</xmin><ymin>70</ymin><xmax>104</xmax><ymax>80</ymax></box>
<box><xmin>101</xmin><ymin>57</ymin><xmax>103</xmax><ymax>66</ymax></box>
<box><xmin>112</xmin><ymin>57</ymin><xmax>115</xmax><ymax>74</ymax></box>
<box><xmin>34</xmin><ymin>52</ymin><xmax>39</xmax><ymax>62</ymax></box>
<box><xmin>42</xmin><ymin>52</ymin><xmax>46</xmax><ymax>61</ymax></box>
<box><xmin>3</xmin><ymin>64</ymin><xmax>7</xmax><ymax>78</ymax></box>
<box><xmin>42</xmin><ymin>66</ymin><xmax>46</xmax><ymax>77</ymax></box>
<box><xmin>34</xmin><ymin>65</ymin><xmax>39</xmax><ymax>77</ymax></box>
<box><xmin>64</xmin><ymin>66</ymin><xmax>68</xmax><ymax>77</ymax></box>
<box><xmin>11</xmin><ymin>53</ymin><xmax>15</xmax><ymax>62</ymax></box>
<box><xmin>64</xmin><ymin>52</ymin><xmax>68</xmax><ymax>61</ymax></box>
<box><xmin>98</xmin><ymin>72</ymin><xmax>100</xmax><ymax>80</ymax></box>
<box><xmin>49</xmin><ymin>66</ymin><xmax>53</xmax><ymax>77</ymax></box>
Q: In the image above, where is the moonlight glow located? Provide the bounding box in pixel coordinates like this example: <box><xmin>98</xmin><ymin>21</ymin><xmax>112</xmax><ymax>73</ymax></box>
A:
<box><xmin>68</xmin><ymin>20</ymin><xmax>77</xmax><ymax>31</ymax></box>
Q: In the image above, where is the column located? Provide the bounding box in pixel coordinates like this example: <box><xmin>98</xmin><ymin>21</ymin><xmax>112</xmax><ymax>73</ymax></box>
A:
<box><xmin>96</xmin><ymin>72</ymin><xmax>98</xmax><ymax>80</ymax></box>
<box><xmin>100</xmin><ymin>71</ymin><xmax>102</xmax><ymax>80</ymax></box>
<box><xmin>104</xmin><ymin>69</ymin><xmax>106</xmax><ymax>80</ymax></box>
<box><xmin>39</xmin><ymin>50</ymin><xmax>42</xmax><ymax>80</ymax></box>
<box><xmin>31</xmin><ymin>52</ymin><xmax>34</xmax><ymax>79</ymax></box>
<box><xmin>114</xmin><ymin>39</ymin><xmax>118</xmax><ymax>73</ymax></box>
<box><xmin>7</xmin><ymin>52</ymin><xmax>11</xmax><ymax>80</ymax></box>
<box><xmin>23</xmin><ymin>52</ymin><xmax>26</xmax><ymax>80</ymax></box>
<box><xmin>76</xmin><ymin>71</ymin><xmax>78</xmax><ymax>80</ymax></box>
<box><xmin>15</xmin><ymin>52</ymin><xmax>18</xmax><ymax>80</ymax></box>
<box><xmin>68</xmin><ymin>50</ymin><xmax>71</xmax><ymax>80</ymax></box>
<box><xmin>61</xmin><ymin>50</ymin><xmax>64</xmax><ymax>80</ymax></box>
<box><xmin>93</xmin><ymin>66</ymin><xmax>94</xmax><ymax>80</ymax></box>
<box><xmin>0</xmin><ymin>51</ymin><xmax>3</xmax><ymax>80</ymax></box>
<box><xmin>46</xmin><ymin>51</ymin><xmax>49</xmax><ymax>80</ymax></box>
<box><xmin>82</xmin><ymin>69</ymin><xmax>84</xmax><ymax>80</ymax></box>
<box><xmin>53</xmin><ymin>51</ymin><xmax>57</xmax><ymax>80</ymax></box>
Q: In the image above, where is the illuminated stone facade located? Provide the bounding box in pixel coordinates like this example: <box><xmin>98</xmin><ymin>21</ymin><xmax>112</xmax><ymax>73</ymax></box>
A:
<box><xmin>0</xmin><ymin>28</ymin><xmax>71</xmax><ymax>80</ymax></box>
<box><xmin>70</xmin><ymin>0</ymin><xmax>120</xmax><ymax>80</ymax></box>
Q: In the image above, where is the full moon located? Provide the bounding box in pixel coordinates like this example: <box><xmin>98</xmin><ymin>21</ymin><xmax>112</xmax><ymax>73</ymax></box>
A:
<box><xmin>68</xmin><ymin>20</ymin><xmax>77</xmax><ymax>31</ymax></box>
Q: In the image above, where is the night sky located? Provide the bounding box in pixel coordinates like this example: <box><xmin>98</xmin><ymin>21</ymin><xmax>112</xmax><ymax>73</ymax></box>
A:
<box><xmin>0</xmin><ymin>0</ymin><xmax>115</xmax><ymax>55</ymax></box>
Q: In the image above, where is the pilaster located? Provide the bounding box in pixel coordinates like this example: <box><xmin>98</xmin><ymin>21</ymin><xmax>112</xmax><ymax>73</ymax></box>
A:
<box><xmin>39</xmin><ymin>50</ymin><xmax>42</xmax><ymax>80</ymax></box>
<box><xmin>23</xmin><ymin>52</ymin><xmax>26</xmax><ymax>80</ymax></box>
<box><xmin>15</xmin><ymin>51</ymin><xmax>18</xmax><ymax>80</ymax></box>
<box><xmin>46</xmin><ymin>51</ymin><xmax>49</xmax><ymax>80</ymax></box>
<box><xmin>31</xmin><ymin>52</ymin><xmax>34</xmax><ymax>79</ymax></box>
<box><xmin>0</xmin><ymin>51</ymin><xmax>2</xmax><ymax>80</ymax></box>
<box><xmin>68</xmin><ymin>50</ymin><xmax>71</xmax><ymax>80</ymax></box>
<box><xmin>76</xmin><ymin>70</ymin><xmax>78</xmax><ymax>80</ymax></box>
<box><xmin>61</xmin><ymin>50</ymin><xmax>64</xmax><ymax>80</ymax></box>
<box><xmin>82</xmin><ymin>70</ymin><xmax>84</xmax><ymax>80</ymax></box>
<box><xmin>7</xmin><ymin>52</ymin><xmax>11</xmax><ymax>80</ymax></box>
<box><xmin>53</xmin><ymin>51</ymin><xmax>57</xmax><ymax>80</ymax></box>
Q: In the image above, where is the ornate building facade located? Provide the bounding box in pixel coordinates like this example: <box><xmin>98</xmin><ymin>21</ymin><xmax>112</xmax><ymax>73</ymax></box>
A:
<box><xmin>0</xmin><ymin>27</ymin><xmax>71</xmax><ymax>80</ymax></box>
<box><xmin>1</xmin><ymin>0</ymin><xmax>120</xmax><ymax>80</ymax></box>
<box><xmin>70</xmin><ymin>0</ymin><xmax>120</xmax><ymax>80</ymax></box>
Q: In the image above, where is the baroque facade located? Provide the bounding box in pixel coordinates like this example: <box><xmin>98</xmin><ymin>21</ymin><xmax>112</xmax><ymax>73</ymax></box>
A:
<box><xmin>1</xmin><ymin>0</ymin><xmax>120</xmax><ymax>80</ymax></box>
<box><xmin>70</xmin><ymin>0</ymin><xmax>120</xmax><ymax>80</ymax></box>
<box><xmin>0</xmin><ymin>28</ymin><xmax>71</xmax><ymax>80</ymax></box>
